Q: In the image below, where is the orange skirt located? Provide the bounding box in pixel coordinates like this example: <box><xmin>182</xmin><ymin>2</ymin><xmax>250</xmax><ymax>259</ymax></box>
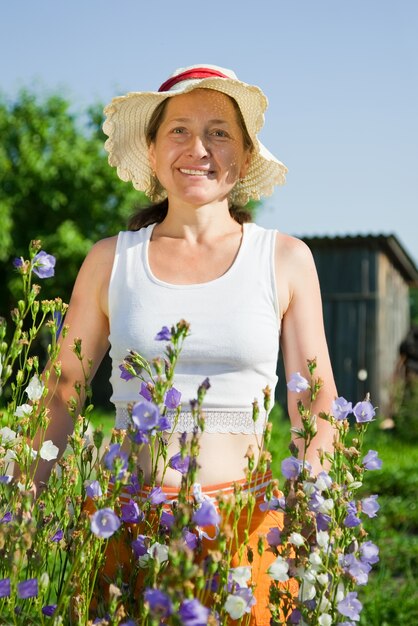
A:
<box><xmin>84</xmin><ymin>471</ymin><xmax>297</xmax><ymax>625</ymax></box>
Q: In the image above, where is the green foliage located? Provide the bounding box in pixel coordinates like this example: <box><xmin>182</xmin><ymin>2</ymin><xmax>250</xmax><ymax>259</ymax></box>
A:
<box><xmin>410</xmin><ymin>287</ymin><xmax>418</xmax><ymax>324</ymax></box>
<box><xmin>0</xmin><ymin>90</ymin><xmax>147</xmax><ymax>308</ymax></box>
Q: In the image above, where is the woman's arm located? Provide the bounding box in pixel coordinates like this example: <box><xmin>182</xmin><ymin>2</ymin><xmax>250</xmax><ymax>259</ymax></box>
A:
<box><xmin>30</xmin><ymin>236</ymin><xmax>117</xmax><ymax>491</ymax></box>
<box><xmin>275</xmin><ymin>233</ymin><xmax>336</xmax><ymax>475</ymax></box>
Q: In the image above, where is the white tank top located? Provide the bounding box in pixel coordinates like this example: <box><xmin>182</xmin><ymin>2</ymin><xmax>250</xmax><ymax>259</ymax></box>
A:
<box><xmin>108</xmin><ymin>222</ymin><xmax>280</xmax><ymax>433</ymax></box>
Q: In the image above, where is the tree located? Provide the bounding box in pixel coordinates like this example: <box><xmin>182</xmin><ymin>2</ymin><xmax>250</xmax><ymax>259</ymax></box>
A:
<box><xmin>0</xmin><ymin>90</ymin><xmax>147</xmax><ymax>309</ymax></box>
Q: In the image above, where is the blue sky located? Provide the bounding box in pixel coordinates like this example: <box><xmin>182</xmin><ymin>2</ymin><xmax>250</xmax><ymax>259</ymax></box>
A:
<box><xmin>2</xmin><ymin>0</ymin><xmax>417</xmax><ymax>265</ymax></box>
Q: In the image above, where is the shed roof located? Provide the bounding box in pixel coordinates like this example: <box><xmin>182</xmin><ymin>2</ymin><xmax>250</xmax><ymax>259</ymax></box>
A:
<box><xmin>300</xmin><ymin>233</ymin><xmax>418</xmax><ymax>285</ymax></box>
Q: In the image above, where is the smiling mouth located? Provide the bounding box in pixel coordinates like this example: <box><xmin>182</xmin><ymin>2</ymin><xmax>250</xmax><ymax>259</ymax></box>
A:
<box><xmin>179</xmin><ymin>168</ymin><xmax>213</xmax><ymax>176</ymax></box>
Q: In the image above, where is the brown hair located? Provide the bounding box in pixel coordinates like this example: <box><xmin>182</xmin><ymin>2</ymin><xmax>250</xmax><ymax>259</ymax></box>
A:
<box><xmin>128</xmin><ymin>92</ymin><xmax>254</xmax><ymax>231</ymax></box>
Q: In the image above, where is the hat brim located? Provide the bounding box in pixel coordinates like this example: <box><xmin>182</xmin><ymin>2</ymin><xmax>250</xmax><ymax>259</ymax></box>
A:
<box><xmin>103</xmin><ymin>77</ymin><xmax>287</xmax><ymax>205</ymax></box>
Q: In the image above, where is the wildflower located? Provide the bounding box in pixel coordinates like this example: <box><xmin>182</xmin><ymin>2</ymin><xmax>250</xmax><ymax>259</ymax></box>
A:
<box><xmin>317</xmin><ymin>573</ymin><xmax>329</xmax><ymax>586</ymax></box>
<box><xmin>132</xmin><ymin>400</ymin><xmax>161</xmax><ymax>431</ymax></box>
<box><xmin>165</xmin><ymin>387</ymin><xmax>182</xmax><ymax>409</ymax></box>
<box><xmin>179</xmin><ymin>598</ymin><xmax>210</xmax><ymax>626</ymax></box>
<box><xmin>344</xmin><ymin>501</ymin><xmax>361</xmax><ymax>528</ymax></box>
<box><xmin>192</xmin><ymin>500</ymin><xmax>221</xmax><ymax>527</ymax></box>
<box><xmin>25</xmin><ymin>374</ymin><xmax>44</xmax><ymax>401</ymax></box>
<box><xmin>362</xmin><ymin>449</ymin><xmax>382</xmax><ymax>470</ymax></box>
<box><xmin>259</xmin><ymin>495</ymin><xmax>285</xmax><ymax>512</ymax></box>
<box><xmin>50</xmin><ymin>529</ymin><xmax>64</xmax><ymax>542</ymax></box>
<box><xmin>318</xmin><ymin>615</ymin><xmax>332</xmax><ymax>626</ymax></box>
<box><xmin>14</xmin><ymin>403</ymin><xmax>33</xmax><ymax>417</ymax></box>
<box><xmin>224</xmin><ymin>588</ymin><xmax>256</xmax><ymax>619</ymax></box>
<box><xmin>1</xmin><ymin>512</ymin><xmax>12</xmax><ymax>523</ymax></box>
<box><xmin>0</xmin><ymin>578</ymin><xmax>11</xmax><ymax>598</ymax></box>
<box><xmin>361</xmin><ymin>494</ymin><xmax>380</xmax><ymax>518</ymax></box>
<box><xmin>266</xmin><ymin>527</ymin><xmax>282</xmax><ymax>546</ymax></box>
<box><xmin>148</xmin><ymin>542</ymin><xmax>169</xmax><ymax>563</ymax></box>
<box><xmin>281</xmin><ymin>456</ymin><xmax>303</xmax><ymax>479</ymax></box>
<box><xmin>130</xmin><ymin>537</ymin><xmax>148</xmax><ymax>563</ymax></box>
<box><xmin>316</xmin><ymin>512</ymin><xmax>332</xmax><ymax>530</ymax></box>
<box><xmin>18</xmin><ymin>578</ymin><xmax>38</xmax><ymax>598</ymax></box>
<box><xmin>331</xmin><ymin>396</ymin><xmax>353</xmax><ymax>421</ymax></box>
<box><xmin>139</xmin><ymin>381</ymin><xmax>153</xmax><ymax>400</ymax></box>
<box><xmin>337</xmin><ymin>591</ymin><xmax>362</xmax><ymax>621</ymax></box>
<box><xmin>160</xmin><ymin>510</ymin><xmax>175</xmax><ymax>529</ymax></box>
<box><xmin>183</xmin><ymin>528</ymin><xmax>198</xmax><ymax>550</ymax></box>
<box><xmin>39</xmin><ymin>440</ymin><xmax>59</xmax><ymax>461</ymax></box>
<box><xmin>119</xmin><ymin>363</ymin><xmax>135</xmax><ymax>381</ymax></box>
<box><xmin>268</xmin><ymin>555</ymin><xmax>289</xmax><ymax>582</ymax></box>
<box><xmin>353</xmin><ymin>400</ymin><xmax>375</xmax><ymax>423</ymax></box>
<box><xmin>315</xmin><ymin>471</ymin><xmax>332</xmax><ymax>492</ymax></box>
<box><xmin>341</xmin><ymin>554</ymin><xmax>371</xmax><ymax>585</ymax></box>
<box><xmin>85</xmin><ymin>480</ymin><xmax>103</xmax><ymax>498</ymax></box>
<box><xmin>42</xmin><ymin>605</ymin><xmax>57</xmax><ymax>616</ymax></box>
<box><xmin>154</xmin><ymin>326</ymin><xmax>171</xmax><ymax>341</ymax></box>
<box><xmin>298</xmin><ymin>579</ymin><xmax>316</xmax><ymax>602</ymax></box>
<box><xmin>0</xmin><ymin>426</ymin><xmax>17</xmax><ymax>443</ymax></box>
<box><xmin>32</xmin><ymin>251</ymin><xmax>56</xmax><ymax>278</ymax></box>
<box><xmin>169</xmin><ymin>451</ymin><xmax>190</xmax><ymax>474</ymax></box>
<box><xmin>360</xmin><ymin>540</ymin><xmax>379</xmax><ymax>565</ymax></box>
<box><xmin>121</xmin><ymin>499</ymin><xmax>143</xmax><ymax>523</ymax></box>
<box><xmin>13</xmin><ymin>257</ymin><xmax>24</xmax><ymax>270</ymax></box>
<box><xmin>289</xmin><ymin>532</ymin><xmax>305</xmax><ymax>547</ymax></box>
<box><xmin>0</xmin><ymin>476</ymin><xmax>13</xmax><ymax>485</ymax></box>
<box><xmin>104</xmin><ymin>443</ymin><xmax>128</xmax><ymax>479</ymax></box>
<box><xmin>144</xmin><ymin>588</ymin><xmax>173</xmax><ymax>617</ymax></box>
<box><xmin>287</xmin><ymin>372</ymin><xmax>310</xmax><ymax>393</ymax></box>
<box><xmin>229</xmin><ymin>566</ymin><xmax>252</xmax><ymax>588</ymax></box>
<box><xmin>316</xmin><ymin>530</ymin><xmax>330</xmax><ymax>549</ymax></box>
<box><xmin>90</xmin><ymin>508</ymin><xmax>121</xmax><ymax>539</ymax></box>
<box><xmin>148</xmin><ymin>486</ymin><xmax>167</xmax><ymax>506</ymax></box>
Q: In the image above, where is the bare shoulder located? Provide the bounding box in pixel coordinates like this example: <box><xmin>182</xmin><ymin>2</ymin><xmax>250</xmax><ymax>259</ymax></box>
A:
<box><xmin>275</xmin><ymin>232</ymin><xmax>318</xmax><ymax>317</ymax></box>
<box><xmin>84</xmin><ymin>235</ymin><xmax>118</xmax><ymax>265</ymax></box>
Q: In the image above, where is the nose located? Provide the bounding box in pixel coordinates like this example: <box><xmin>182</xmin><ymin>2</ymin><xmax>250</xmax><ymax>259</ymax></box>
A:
<box><xmin>187</xmin><ymin>134</ymin><xmax>210</xmax><ymax>159</ymax></box>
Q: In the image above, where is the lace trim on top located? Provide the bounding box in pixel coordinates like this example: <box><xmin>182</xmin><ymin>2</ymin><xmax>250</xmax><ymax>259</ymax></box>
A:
<box><xmin>114</xmin><ymin>405</ymin><xmax>266</xmax><ymax>434</ymax></box>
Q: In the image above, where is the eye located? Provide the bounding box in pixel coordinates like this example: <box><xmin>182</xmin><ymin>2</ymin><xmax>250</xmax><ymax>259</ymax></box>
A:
<box><xmin>171</xmin><ymin>127</ymin><xmax>187</xmax><ymax>134</ymax></box>
<box><xmin>211</xmin><ymin>129</ymin><xmax>229</xmax><ymax>138</ymax></box>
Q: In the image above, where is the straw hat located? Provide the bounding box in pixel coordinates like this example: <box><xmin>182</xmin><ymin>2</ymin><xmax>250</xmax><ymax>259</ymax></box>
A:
<box><xmin>103</xmin><ymin>64</ymin><xmax>287</xmax><ymax>206</ymax></box>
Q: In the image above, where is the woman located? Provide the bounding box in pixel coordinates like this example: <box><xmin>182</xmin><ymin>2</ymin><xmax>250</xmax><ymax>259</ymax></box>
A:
<box><xmin>35</xmin><ymin>65</ymin><xmax>336</xmax><ymax>623</ymax></box>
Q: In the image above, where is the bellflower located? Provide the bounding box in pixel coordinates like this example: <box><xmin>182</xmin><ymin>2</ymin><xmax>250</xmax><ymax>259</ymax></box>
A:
<box><xmin>17</xmin><ymin>578</ymin><xmax>38</xmax><ymax>598</ymax></box>
<box><xmin>132</xmin><ymin>400</ymin><xmax>161</xmax><ymax>432</ymax></box>
<box><xmin>179</xmin><ymin>598</ymin><xmax>210</xmax><ymax>626</ymax></box>
<box><xmin>0</xmin><ymin>426</ymin><xmax>16</xmax><ymax>443</ymax></box>
<box><xmin>224</xmin><ymin>588</ymin><xmax>255</xmax><ymax>619</ymax></box>
<box><xmin>1</xmin><ymin>512</ymin><xmax>12</xmax><ymax>523</ymax></box>
<box><xmin>148</xmin><ymin>542</ymin><xmax>169</xmax><ymax>563</ymax></box>
<box><xmin>148</xmin><ymin>486</ymin><xmax>167</xmax><ymax>506</ymax></box>
<box><xmin>169</xmin><ymin>451</ymin><xmax>190</xmax><ymax>474</ymax></box>
<box><xmin>344</xmin><ymin>501</ymin><xmax>361</xmax><ymax>528</ymax></box>
<box><xmin>154</xmin><ymin>326</ymin><xmax>171</xmax><ymax>341</ymax></box>
<box><xmin>183</xmin><ymin>528</ymin><xmax>198</xmax><ymax>550</ymax></box>
<box><xmin>132</xmin><ymin>535</ymin><xmax>148</xmax><ymax>558</ymax></box>
<box><xmin>318</xmin><ymin>615</ymin><xmax>332</xmax><ymax>626</ymax></box>
<box><xmin>315</xmin><ymin>471</ymin><xmax>332</xmax><ymax>492</ymax></box>
<box><xmin>13</xmin><ymin>257</ymin><xmax>24</xmax><ymax>269</ymax></box>
<box><xmin>90</xmin><ymin>508</ymin><xmax>121</xmax><ymax>539</ymax></box>
<box><xmin>331</xmin><ymin>396</ymin><xmax>353</xmax><ymax>421</ymax></box>
<box><xmin>287</xmin><ymin>372</ymin><xmax>310</xmax><ymax>393</ymax></box>
<box><xmin>268</xmin><ymin>555</ymin><xmax>289</xmax><ymax>582</ymax></box>
<box><xmin>0</xmin><ymin>578</ymin><xmax>11</xmax><ymax>597</ymax></box>
<box><xmin>14</xmin><ymin>403</ymin><xmax>33</xmax><ymax>417</ymax></box>
<box><xmin>282</xmin><ymin>456</ymin><xmax>303</xmax><ymax>480</ymax></box>
<box><xmin>50</xmin><ymin>529</ymin><xmax>63</xmax><ymax>543</ymax></box>
<box><xmin>32</xmin><ymin>250</ymin><xmax>56</xmax><ymax>278</ymax></box>
<box><xmin>144</xmin><ymin>588</ymin><xmax>173</xmax><ymax>617</ymax></box>
<box><xmin>42</xmin><ymin>605</ymin><xmax>57</xmax><ymax>617</ymax></box>
<box><xmin>119</xmin><ymin>363</ymin><xmax>135</xmax><ymax>381</ymax></box>
<box><xmin>343</xmin><ymin>554</ymin><xmax>371</xmax><ymax>585</ymax></box>
<box><xmin>121</xmin><ymin>499</ymin><xmax>143</xmax><ymax>524</ymax></box>
<box><xmin>361</xmin><ymin>494</ymin><xmax>380</xmax><ymax>518</ymax></box>
<box><xmin>164</xmin><ymin>387</ymin><xmax>181</xmax><ymax>409</ymax></box>
<box><xmin>192</xmin><ymin>499</ymin><xmax>221</xmax><ymax>527</ymax></box>
<box><xmin>139</xmin><ymin>382</ymin><xmax>153</xmax><ymax>401</ymax></box>
<box><xmin>259</xmin><ymin>494</ymin><xmax>286</xmax><ymax>512</ymax></box>
<box><xmin>353</xmin><ymin>400</ymin><xmax>375</xmax><ymax>423</ymax></box>
<box><xmin>0</xmin><ymin>476</ymin><xmax>13</xmax><ymax>485</ymax></box>
<box><xmin>337</xmin><ymin>591</ymin><xmax>362</xmax><ymax>621</ymax></box>
<box><xmin>289</xmin><ymin>532</ymin><xmax>305</xmax><ymax>547</ymax></box>
<box><xmin>25</xmin><ymin>374</ymin><xmax>44</xmax><ymax>401</ymax></box>
<box><xmin>39</xmin><ymin>440</ymin><xmax>59</xmax><ymax>461</ymax></box>
<box><xmin>360</xmin><ymin>540</ymin><xmax>379</xmax><ymax>565</ymax></box>
<box><xmin>160</xmin><ymin>510</ymin><xmax>175</xmax><ymax>529</ymax></box>
<box><xmin>229</xmin><ymin>566</ymin><xmax>251</xmax><ymax>589</ymax></box>
<box><xmin>104</xmin><ymin>443</ymin><xmax>128</xmax><ymax>479</ymax></box>
<box><xmin>266</xmin><ymin>526</ymin><xmax>282</xmax><ymax>546</ymax></box>
<box><xmin>362</xmin><ymin>449</ymin><xmax>382</xmax><ymax>470</ymax></box>
<box><xmin>85</xmin><ymin>479</ymin><xmax>103</xmax><ymax>499</ymax></box>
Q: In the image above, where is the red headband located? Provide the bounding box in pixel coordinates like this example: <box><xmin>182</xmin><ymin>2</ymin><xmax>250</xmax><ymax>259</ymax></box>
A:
<box><xmin>158</xmin><ymin>68</ymin><xmax>229</xmax><ymax>93</ymax></box>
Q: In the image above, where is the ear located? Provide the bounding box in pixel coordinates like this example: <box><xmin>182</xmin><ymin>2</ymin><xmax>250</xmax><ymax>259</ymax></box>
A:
<box><xmin>148</xmin><ymin>143</ymin><xmax>157</xmax><ymax>173</ymax></box>
<box><xmin>239</xmin><ymin>150</ymin><xmax>252</xmax><ymax>179</ymax></box>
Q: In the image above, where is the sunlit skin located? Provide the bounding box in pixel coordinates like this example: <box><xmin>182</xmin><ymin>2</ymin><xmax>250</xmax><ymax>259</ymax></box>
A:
<box><xmin>148</xmin><ymin>89</ymin><xmax>252</xmax><ymax>211</ymax></box>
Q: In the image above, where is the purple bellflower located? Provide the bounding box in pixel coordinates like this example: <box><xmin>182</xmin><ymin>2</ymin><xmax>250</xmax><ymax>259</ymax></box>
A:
<box><xmin>353</xmin><ymin>400</ymin><xmax>375</xmax><ymax>423</ymax></box>
<box><xmin>169</xmin><ymin>452</ymin><xmax>190</xmax><ymax>474</ymax></box>
<box><xmin>121</xmin><ymin>499</ymin><xmax>143</xmax><ymax>524</ymax></box>
<box><xmin>90</xmin><ymin>508</ymin><xmax>121</xmax><ymax>539</ymax></box>
<box><xmin>144</xmin><ymin>588</ymin><xmax>173</xmax><ymax>617</ymax></box>
<box><xmin>0</xmin><ymin>578</ymin><xmax>11</xmax><ymax>598</ymax></box>
<box><xmin>42</xmin><ymin>604</ymin><xmax>57</xmax><ymax>616</ymax></box>
<box><xmin>179</xmin><ymin>598</ymin><xmax>210</xmax><ymax>626</ymax></box>
<box><xmin>192</xmin><ymin>500</ymin><xmax>220</xmax><ymax>527</ymax></box>
<box><xmin>287</xmin><ymin>372</ymin><xmax>310</xmax><ymax>393</ymax></box>
<box><xmin>362</xmin><ymin>450</ymin><xmax>382</xmax><ymax>470</ymax></box>
<box><xmin>281</xmin><ymin>456</ymin><xmax>303</xmax><ymax>480</ymax></box>
<box><xmin>132</xmin><ymin>535</ymin><xmax>148</xmax><ymax>558</ymax></box>
<box><xmin>361</xmin><ymin>495</ymin><xmax>380</xmax><ymax>518</ymax></box>
<box><xmin>344</xmin><ymin>501</ymin><xmax>361</xmax><ymax>528</ymax></box>
<box><xmin>332</xmin><ymin>396</ymin><xmax>353</xmax><ymax>420</ymax></box>
<box><xmin>155</xmin><ymin>326</ymin><xmax>171</xmax><ymax>341</ymax></box>
<box><xmin>32</xmin><ymin>251</ymin><xmax>56</xmax><ymax>279</ymax></box>
<box><xmin>132</xmin><ymin>400</ymin><xmax>161</xmax><ymax>432</ymax></box>
<box><xmin>17</xmin><ymin>578</ymin><xmax>38</xmax><ymax>598</ymax></box>
<box><xmin>337</xmin><ymin>591</ymin><xmax>363</xmax><ymax>621</ymax></box>
<box><xmin>104</xmin><ymin>443</ymin><xmax>128</xmax><ymax>479</ymax></box>
<box><xmin>164</xmin><ymin>387</ymin><xmax>182</xmax><ymax>409</ymax></box>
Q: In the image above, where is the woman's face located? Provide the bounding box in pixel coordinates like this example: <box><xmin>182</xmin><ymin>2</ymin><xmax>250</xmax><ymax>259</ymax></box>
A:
<box><xmin>148</xmin><ymin>89</ymin><xmax>252</xmax><ymax>208</ymax></box>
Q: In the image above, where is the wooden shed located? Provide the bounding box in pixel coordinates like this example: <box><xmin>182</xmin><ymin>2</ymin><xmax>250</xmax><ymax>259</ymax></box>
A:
<box><xmin>277</xmin><ymin>234</ymin><xmax>418</xmax><ymax>414</ymax></box>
